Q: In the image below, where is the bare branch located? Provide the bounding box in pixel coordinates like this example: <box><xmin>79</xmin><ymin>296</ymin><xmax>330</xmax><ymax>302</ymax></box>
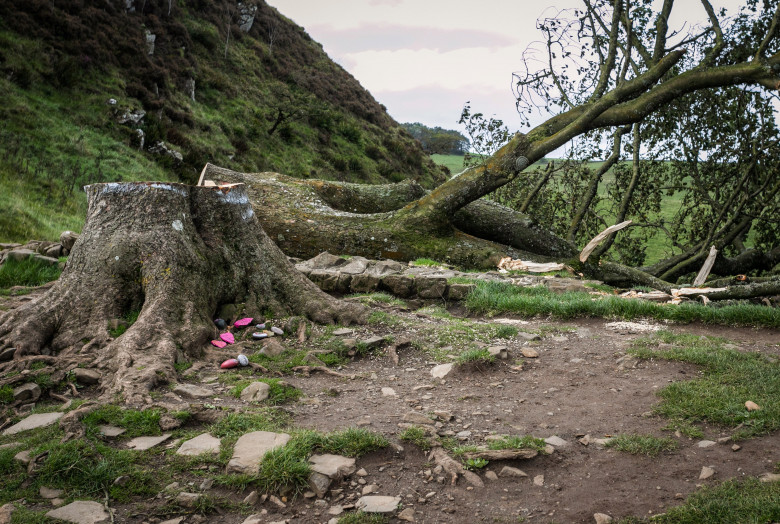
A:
<box><xmin>652</xmin><ymin>0</ymin><xmax>675</xmax><ymax>63</ymax></box>
<box><xmin>756</xmin><ymin>3</ymin><xmax>780</xmax><ymax>60</ymax></box>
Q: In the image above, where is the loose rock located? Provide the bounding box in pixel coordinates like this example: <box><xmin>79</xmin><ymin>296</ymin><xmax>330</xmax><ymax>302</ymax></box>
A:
<box><xmin>176</xmin><ymin>433</ymin><xmax>221</xmax><ymax>456</ymax></box>
<box><xmin>45</xmin><ymin>500</ymin><xmax>110</xmax><ymax>524</ymax></box>
<box><xmin>593</xmin><ymin>513</ymin><xmax>613</xmax><ymax>524</ymax></box>
<box><xmin>3</xmin><ymin>412</ymin><xmax>63</xmax><ymax>435</ymax></box>
<box><xmin>240</xmin><ymin>382</ymin><xmax>271</xmax><ymax>402</ymax></box>
<box><xmin>227</xmin><ymin>431</ymin><xmax>291</xmax><ymax>474</ymax></box>
<box><xmin>499</xmin><ymin>466</ymin><xmax>528</xmax><ymax>478</ymax></box>
<box><xmin>699</xmin><ymin>466</ymin><xmax>715</xmax><ymax>480</ymax></box>
<box><xmin>356</xmin><ymin>495</ymin><xmax>401</xmax><ymax>513</ymax></box>
<box><xmin>430</xmin><ymin>363</ymin><xmax>453</xmax><ymax>379</ymax></box>
<box><xmin>126</xmin><ymin>434</ymin><xmax>171</xmax><ymax>451</ymax></box>
<box><xmin>521</xmin><ymin>348</ymin><xmax>539</xmax><ymax>358</ymax></box>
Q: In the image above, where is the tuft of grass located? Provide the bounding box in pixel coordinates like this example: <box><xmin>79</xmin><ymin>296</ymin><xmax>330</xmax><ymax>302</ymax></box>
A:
<box><xmin>0</xmin><ymin>385</ymin><xmax>13</xmax><ymax>404</ymax></box>
<box><xmin>347</xmin><ymin>292</ymin><xmax>405</xmax><ymax>307</ymax></box>
<box><xmin>208</xmin><ymin>410</ymin><xmax>289</xmax><ymax>438</ymax></box>
<box><xmin>466</xmin><ymin>281</ymin><xmax>780</xmax><ymax>328</ymax></box>
<box><xmin>0</xmin><ymin>256</ymin><xmax>61</xmax><ymax>288</ymax></box>
<box><xmin>254</xmin><ymin>428</ymin><xmax>387</xmax><ymax>495</ymax></box>
<box><xmin>662</xmin><ymin>419</ymin><xmax>705</xmax><ymax>439</ymax></box>
<box><xmin>629</xmin><ymin>331</ymin><xmax>780</xmax><ymax>439</ymax></box>
<box><xmin>650</xmin><ymin>477</ymin><xmax>780</xmax><ymax>523</ymax></box>
<box><xmin>338</xmin><ymin>512</ymin><xmax>388</xmax><ymax>524</ymax></box>
<box><xmin>230</xmin><ymin>379</ymin><xmax>302</xmax><ymax>405</ymax></box>
<box><xmin>399</xmin><ymin>426</ymin><xmax>431</xmax><ymax>451</ymax></box>
<box><xmin>605</xmin><ymin>434</ymin><xmax>678</xmax><ymax>456</ymax></box>
<box><xmin>493</xmin><ymin>325</ymin><xmax>518</xmax><ymax>339</ymax></box>
<box><xmin>411</xmin><ymin>258</ymin><xmax>444</xmax><ymax>267</ymax></box>
<box><xmin>455</xmin><ymin>349</ymin><xmax>495</xmax><ymax>367</ymax></box>
<box><xmin>487</xmin><ymin>435</ymin><xmax>548</xmax><ymax>453</ymax></box>
<box><xmin>82</xmin><ymin>406</ymin><xmax>162</xmax><ymax>438</ymax></box>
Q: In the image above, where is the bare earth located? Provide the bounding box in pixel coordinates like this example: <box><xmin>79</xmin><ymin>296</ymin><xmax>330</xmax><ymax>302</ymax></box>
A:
<box><xmin>2</xmin><ymin>288</ymin><xmax>779</xmax><ymax>524</ymax></box>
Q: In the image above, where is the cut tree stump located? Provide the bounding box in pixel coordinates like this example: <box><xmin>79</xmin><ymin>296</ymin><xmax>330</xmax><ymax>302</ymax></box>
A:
<box><xmin>0</xmin><ymin>182</ymin><xmax>363</xmax><ymax>404</ymax></box>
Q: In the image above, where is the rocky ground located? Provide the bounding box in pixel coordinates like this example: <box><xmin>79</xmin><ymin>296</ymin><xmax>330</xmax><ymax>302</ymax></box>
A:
<box><xmin>1</xmin><ymin>281</ymin><xmax>779</xmax><ymax>524</ymax></box>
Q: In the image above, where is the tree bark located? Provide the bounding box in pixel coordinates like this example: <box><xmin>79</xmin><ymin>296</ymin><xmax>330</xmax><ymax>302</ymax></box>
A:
<box><xmin>0</xmin><ymin>182</ymin><xmax>362</xmax><ymax>404</ymax></box>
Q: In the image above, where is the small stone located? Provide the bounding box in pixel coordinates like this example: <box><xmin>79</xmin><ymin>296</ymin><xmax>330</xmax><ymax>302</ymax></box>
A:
<box><xmin>0</xmin><ymin>503</ymin><xmax>15</xmax><ymax>523</ymax></box>
<box><xmin>271</xmin><ymin>326</ymin><xmax>284</xmax><ymax>336</ymax></box>
<box><xmin>268</xmin><ymin>495</ymin><xmax>286</xmax><ymax>508</ymax></box>
<box><xmin>699</xmin><ymin>466</ymin><xmax>715</xmax><ymax>480</ymax></box>
<box><xmin>484</xmin><ymin>471</ymin><xmax>498</xmax><ymax>481</ymax></box>
<box><xmin>3</xmin><ymin>412</ymin><xmax>63</xmax><ymax>435</ymax></box>
<box><xmin>544</xmin><ymin>435</ymin><xmax>568</xmax><ymax>447</ymax></box>
<box><xmin>173</xmin><ymin>384</ymin><xmax>212</xmax><ymax>399</ymax></box>
<box><xmin>381</xmin><ymin>387</ymin><xmax>397</xmax><ymax>396</ymax></box>
<box><xmin>97</xmin><ymin>425</ymin><xmax>126</xmax><ymax>438</ymax></box>
<box><xmin>745</xmin><ymin>401</ymin><xmax>760</xmax><ymax>411</ymax></box>
<box><xmin>46</xmin><ymin>501</ymin><xmax>110</xmax><ymax>524</ymax></box>
<box><xmin>327</xmin><ymin>505</ymin><xmax>344</xmax><ymax>516</ymax></box>
<box><xmin>261</xmin><ymin>338</ymin><xmax>286</xmax><ymax>356</ymax></box>
<box><xmin>356</xmin><ymin>495</ymin><xmax>401</xmax><ymax>513</ymax></box>
<box><xmin>697</xmin><ymin>440</ymin><xmax>717</xmax><ymax>448</ymax></box>
<box><xmin>40</xmin><ymin>486</ymin><xmax>64</xmax><ymax>499</ymax></box>
<box><xmin>176</xmin><ymin>433</ymin><xmax>221</xmax><ymax>456</ymax></box>
<box><xmin>759</xmin><ymin>472</ymin><xmax>780</xmax><ymax>483</ymax></box>
<box><xmin>227</xmin><ymin>431</ymin><xmax>291</xmax><ymax>474</ymax></box>
<box><xmin>214</xmin><ymin>318</ymin><xmax>227</xmax><ymax>330</ymax></box>
<box><xmin>430</xmin><ymin>363</ymin><xmax>453</xmax><ymax>379</ymax></box>
<box><xmin>308</xmin><ymin>471</ymin><xmax>332</xmax><ymax>498</ymax></box>
<box><xmin>731</xmin><ymin>444</ymin><xmax>741</xmax><ymax>452</ymax></box>
<box><xmin>517</xmin><ymin>332</ymin><xmax>541</xmax><ymax>341</ymax></box>
<box><xmin>12</xmin><ymin>383</ymin><xmax>41</xmax><ymax>403</ymax></box>
<box><xmin>487</xmin><ymin>345</ymin><xmax>508</xmax><ymax>359</ymax></box>
<box><xmin>73</xmin><ymin>368</ymin><xmax>101</xmax><ymax>385</ymax></box>
<box><xmin>243</xmin><ymin>491</ymin><xmax>259</xmax><ymax>505</ymax></box>
<box><xmin>251</xmin><ymin>332</ymin><xmax>268</xmax><ymax>340</ymax></box>
<box><xmin>175</xmin><ymin>492</ymin><xmax>201</xmax><ymax>508</ymax></box>
<box><xmin>199</xmin><ymin>478</ymin><xmax>213</xmax><ymax>491</ymax></box>
<box><xmin>14</xmin><ymin>450</ymin><xmax>31</xmax><ymax>465</ymax></box>
<box><xmin>362</xmin><ymin>484</ymin><xmax>379</xmax><ymax>495</ymax></box>
<box><xmin>240</xmin><ymin>382</ymin><xmax>271</xmax><ymax>402</ymax></box>
<box><xmin>521</xmin><ymin>348</ymin><xmax>539</xmax><ymax>358</ymax></box>
<box><xmin>593</xmin><ymin>513</ymin><xmax>613</xmax><ymax>524</ymax></box>
<box><xmin>499</xmin><ymin>466</ymin><xmax>527</xmax><ymax>478</ymax></box>
<box><xmin>126</xmin><ymin>434</ymin><xmax>171</xmax><ymax>451</ymax></box>
<box><xmin>356</xmin><ymin>468</ymin><xmax>368</xmax><ymax>476</ymax></box>
<box><xmin>533</xmin><ymin>474</ymin><xmax>544</xmax><ymax>486</ymax></box>
<box><xmin>333</xmin><ymin>328</ymin><xmax>353</xmax><ymax>336</ymax></box>
<box><xmin>403</xmin><ymin>412</ymin><xmax>434</xmax><ymax>425</ymax></box>
<box><xmin>456</xmin><ymin>430</ymin><xmax>472</xmax><ymax>439</ymax></box>
<box><xmin>309</xmin><ymin>454</ymin><xmax>357</xmax><ymax>479</ymax></box>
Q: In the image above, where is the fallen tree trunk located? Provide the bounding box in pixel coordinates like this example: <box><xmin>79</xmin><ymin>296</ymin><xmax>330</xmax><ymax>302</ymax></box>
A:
<box><xmin>0</xmin><ymin>182</ymin><xmax>362</xmax><ymax>404</ymax></box>
<box><xmin>703</xmin><ymin>280</ymin><xmax>780</xmax><ymax>301</ymax></box>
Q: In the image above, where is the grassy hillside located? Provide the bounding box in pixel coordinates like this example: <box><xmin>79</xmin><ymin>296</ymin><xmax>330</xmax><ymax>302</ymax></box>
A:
<box><xmin>0</xmin><ymin>0</ymin><xmax>446</xmax><ymax>243</ymax></box>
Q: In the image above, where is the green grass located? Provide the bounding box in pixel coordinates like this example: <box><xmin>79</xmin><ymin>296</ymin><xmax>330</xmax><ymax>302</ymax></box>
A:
<box><xmin>0</xmin><ymin>256</ymin><xmax>61</xmax><ymax>288</ymax></box>
<box><xmin>230</xmin><ymin>378</ymin><xmax>302</xmax><ymax>405</ymax></box>
<box><xmin>338</xmin><ymin>512</ymin><xmax>388</xmax><ymax>524</ymax></box>
<box><xmin>486</xmin><ymin>435</ymin><xmax>548</xmax><ymax>453</ymax></box>
<box><xmin>253</xmin><ymin>428</ymin><xmax>388</xmax><ymax>495</ymax></box>
<box><xmin>628</xmin><ymin>331</ymin><xmax>780</xmax><ymax>439</ymax></box>
<box><xmin>650</xmin><ymin>477</ymin><xmax>780</xmax><ymax>523</ymax></box>
<box><xmin>399</xmin><ymin>426</ymin><xmax>432</xmax><ymax>451</ymax></box>
<box><xmin>465</xmin><ymin>281</ymin><xmax>780</xmax><ymax>328</ymax></box>
<box><xmin>81</xmin><ymin>405</ymin><xmax>162</xmax><ymax>438</ymax></box>
<box><xmin>208</xmin><ymin>410</ymin><xmax>289</xmax><ymax>438</ymax></box>
<box><xmin>411</xmin><ymin>257</ymin><xmax>446</xmax><ymax>267</ymax></box>
<box><xmin>455</xmin><ymin>348</ymin><xmax>495</xmax><ymax>367</ymax></box>
<box><xmin>346</xmin><ymin>292</ymin><xmax>405</xmax><ymax>307</ymax></box>
<box><xmin>604</xmin><ymin>434</ymin><xmax>678</xmax><ymax>456</ymax></box>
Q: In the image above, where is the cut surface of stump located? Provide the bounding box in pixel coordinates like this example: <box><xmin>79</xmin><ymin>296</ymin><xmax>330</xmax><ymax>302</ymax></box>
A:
<box><xmin>0</xmin><ymin>182</ymin><xmax>363</xmax><ymax>404</ymax></box>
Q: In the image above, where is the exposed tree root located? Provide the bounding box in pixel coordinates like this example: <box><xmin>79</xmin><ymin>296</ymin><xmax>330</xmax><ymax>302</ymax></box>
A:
<box><xmin>462</xmin><ymin>449</ymin><xmax>539</xmax><ymax>461</ymax></box>
<box><xmin>428</xmin><ymin>447</ymin><xmax>484</xmax><ymax>488</ymax></box>
<box><xmin>291</xmin><ymin>366</ymin><xmax>355</xmax><ymax>379</ymax></box>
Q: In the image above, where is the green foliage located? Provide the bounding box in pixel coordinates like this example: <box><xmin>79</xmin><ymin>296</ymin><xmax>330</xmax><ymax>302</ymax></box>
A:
<box><xmin>108</xmin><ymin>310</ymin><xmax>140</xmax><ymax>338</ymax></box>
<box><xmin>459</xmin><ymin>103</ymin><xmax>509</xmax><ymax>167</ymax></box>
<box><xmin>604</xmin><ymin>434</ymin><xmax>678</xmax><ymax>456</ymax></box>
<box><xmin>465</xmin><ymin>281</ymin><xmax>780</xmax><ymax>328</ymax></box>
<box><xmin>0</xmin><ymin>256</ymin><xmax>61</xmax><ymax>288</ymax></box>
<box><xmin>628</xmin><ymin>331</ymin><xmax>780</xmax><ymax>439</ymax></box>
<box><xmin>464</xmin><ymin>457</ymin><xmax>489</xmax><ymax>470</ymax></box>
<box><xmin>494</xmin><ymin>325</ymin><xmax>519</xmax><ymax>339</ymax></box>
<box><xmin>401</xmin><ymin>122</ymin><xmax>468</xmax><ymax>155</ymax></box>
<box><xmin>399</xmin><ymin>426</ymin><xmax>431</xmax><ymax>451</ymax></box>
<box><xmin>0</xmin><ymin>385</ymin><xmax>14</xmax><ymax>404</ymax></box>
<box><xmin>411</xmin><ymin>258</ymin><xmax>444</xmax><ymax>267</ymax></box>
<box><xmin>208</xmin><ymin>411</ymin><xmax>289</xmax><ymax>438</ymax></box>
<box><xmin>230</xmin><ymin>378</ymin><xmax>302</xmax><ymax>405</ymax></box>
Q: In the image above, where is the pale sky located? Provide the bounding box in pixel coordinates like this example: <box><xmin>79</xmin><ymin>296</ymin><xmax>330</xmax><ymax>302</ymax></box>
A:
<box><xmin>266</xmin><ymin>0</ymin><xmax>747</xmax><ymax>136</ymax></box>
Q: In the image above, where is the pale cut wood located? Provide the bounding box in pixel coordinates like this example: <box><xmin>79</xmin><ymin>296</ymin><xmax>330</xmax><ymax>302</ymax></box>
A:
<box><xmin>693</xmin><ymin>246</ymin><xmax>718</xmax><ymax>286</ymax></box>
<box><xmin>579</xmin><ymin>220</ymin><xmax>632</xmax><ymax>262</ymax></box>
<box><xmin>498</xmin><ymin>257</ymin><xmax>566</xmax><ymax>273</ymax></box>
<box><xmin>463</xmin><ymin>449</ymin><xmax>539</xmax><ymax>461</ymax></box>
<box><xmin>672</xmin><ymin>287</ymin><xmax>728</xmax><ymax>296</ymax></box>
<box><xmin>197</xmin><ymin>162</ymin><xmax>212</xmax><ymax>186</ymax></box>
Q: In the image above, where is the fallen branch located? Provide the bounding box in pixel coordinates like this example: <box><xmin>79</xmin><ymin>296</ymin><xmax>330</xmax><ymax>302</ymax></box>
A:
<box><xmin>580</xmin><ymin>221</ymin><xmax>632</xmax><ymax>262</ymax></box>
<box><xmin>462</xmin><ymin>448</ymin><xmax>538</xmax><ymax>461</ymax></box>
<box><xmin>704</xmin><ymin>280</ymin><xmax>780</xmax><ymax>301</ymax></box>
<box><xmin>693</xmin><ymin>246</ymin><xmax>718</xmax><ymax>286</ymax></box>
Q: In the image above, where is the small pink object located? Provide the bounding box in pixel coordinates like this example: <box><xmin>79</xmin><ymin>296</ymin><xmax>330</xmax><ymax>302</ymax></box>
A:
<box><xmin>220</xmin><ymin>332</ymin><xmax>235</xmax><ymax>344</ymax></box>
<box><xmin>211</xmin><ymin>340</ymin><xmax>227</xmax><ymax>349</ymax></box>
<box><xmin>233</xmin><ymin>317</ymin><xmax>253</xmax><ymax>327</ymax></box>
<box><xmin>221</xmin><ymin>358</ymin><xmax>239</xmax><ymax>369</ymax></box>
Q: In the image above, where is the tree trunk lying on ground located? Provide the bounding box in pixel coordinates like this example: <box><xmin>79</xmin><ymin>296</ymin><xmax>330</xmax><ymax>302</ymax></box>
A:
<box><xmin>0</xmin><ymin>182</ymin><xmax>362</xmax><ymax>404</ymax></box>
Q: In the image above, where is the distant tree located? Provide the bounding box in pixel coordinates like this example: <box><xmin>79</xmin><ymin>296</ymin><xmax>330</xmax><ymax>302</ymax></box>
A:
<box><xmin>401</xmin><ymin>123</ymin><xmax>469</xmax><ymax>155</ymax></box>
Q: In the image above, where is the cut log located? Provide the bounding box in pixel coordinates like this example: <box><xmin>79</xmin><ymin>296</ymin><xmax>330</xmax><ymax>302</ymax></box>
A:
<box><xmin>693</xmin><ymin>246</ymin><xmax>718</xmax><ymax>286</ymax></box>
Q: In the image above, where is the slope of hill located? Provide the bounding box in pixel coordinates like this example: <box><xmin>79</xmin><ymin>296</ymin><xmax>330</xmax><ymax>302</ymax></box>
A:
<box><xmin>0</xmin><ymin>0</ymin><xmax>446</xmax><ymax>242</ymax></box>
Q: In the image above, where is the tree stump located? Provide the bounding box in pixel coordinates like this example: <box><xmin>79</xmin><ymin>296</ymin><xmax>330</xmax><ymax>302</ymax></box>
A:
<box><xmin>0</xmin><ymin>182</ymin><xmax>363</xmax><ymax>404</ymax></box>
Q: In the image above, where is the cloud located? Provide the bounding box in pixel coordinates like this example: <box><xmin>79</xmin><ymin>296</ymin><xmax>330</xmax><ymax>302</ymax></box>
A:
<box><xmin>305</xmin><ymin>24</ymin><xmax>515</xmax><ymax>54</ymax></box>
